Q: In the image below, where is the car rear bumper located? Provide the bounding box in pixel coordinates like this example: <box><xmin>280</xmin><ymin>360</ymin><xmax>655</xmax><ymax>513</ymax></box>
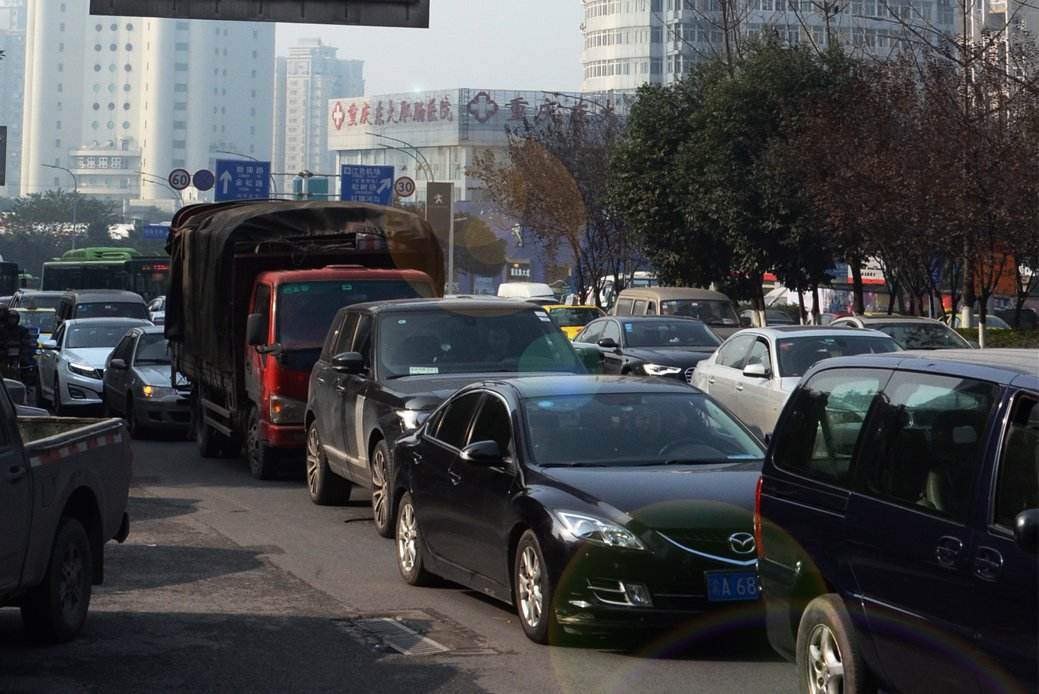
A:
<box><xmin>260</xmin><ymin>420</ymin><xmax>305</xmax><ymax>449</ymax></box>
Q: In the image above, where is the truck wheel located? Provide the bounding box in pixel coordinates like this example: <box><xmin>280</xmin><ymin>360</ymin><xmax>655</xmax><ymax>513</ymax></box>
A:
<box><xmin>20</xmin><ymin>517</ymin><xmax>93</xmax><ymax>643</ymax></box>
<box><xmin>247</xmin><ymin>408</ymin><xmax>279</xmax><ymax>480</ymax></box>
<box><xmin>796</xmin><ymin>595</ymin><xmax>875</xmax><ymax>694</ymax></box>
<box><xmin>371</xmin><ymin>439</ymin><xmax>394</xmax><ymax>538</ymax></box>
<box><xmin>306</xmin><ymin>422</ymin><xmax>351</xmax><ymax>505</ymax></box>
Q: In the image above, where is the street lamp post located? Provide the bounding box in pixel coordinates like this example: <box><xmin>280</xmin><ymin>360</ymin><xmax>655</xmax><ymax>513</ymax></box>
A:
<box><xmin>212</xmin><ymin>149</ymin><xmax>280</xmax><ymax>195</ymax></box>
<box><xmin>364</xmin><ymin>132</ymin><xmax>434</xmax><ymax>183</ymax></box>
<box><xmin>135</xmin><ymin>170</ymin><xmax>185</xmax><ymax>207</ymax></box>
<box><xmin>41</xmin><ymin>163</ymin><xmax>79</xmax><ymax>249</ymax></box>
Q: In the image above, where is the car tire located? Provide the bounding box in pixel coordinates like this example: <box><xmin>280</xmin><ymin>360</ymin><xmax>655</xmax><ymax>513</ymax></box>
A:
<box><xmin>305</xmin><ymin>422</ymin><xmax>351</xmax><ymax>505</ymax></box>
<box><xmin>52</xmin><ymin>376</ymin><xmax>65</xmax><ymax>416</ymax></box>
<box><xmin>796</xmin><ymin>595</ymin><xmax>875</xmax><ymax>694</ymax></box>
<box><xmin>247</xmin><ymin>407</ymin><xmax>279</xmax><ymax>480</ymax></box>
<box><xmin>125</xmin><ymin>395</ymin><xmax>144</xmax><ymax>439</ymax></box>
<box><xmin>514</xmin><ymin>530</ymin><xmax>557</xmax><ymax>645</ymax></box>
<box><xmin>395</xmin><ymin>492</ymin><xmax>434</xmax><ymax>586</ymax></box>
<box><xmin>20</xmin><ymin>517</ymin><xmax>93</xmax><ymax>643</ymax></box>
<box><xmin>370</xmin><ymin>439</ymin><xmax>393</xmax><ymax>538</ymax></box>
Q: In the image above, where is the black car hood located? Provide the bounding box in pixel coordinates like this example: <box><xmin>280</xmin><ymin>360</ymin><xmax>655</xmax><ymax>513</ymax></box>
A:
<box><xmin>383</xmin><ymin>372</ymin><xmax>566</xmax><ymax>408</ymax></box>
<box><xmin>622</xmin><ymin>347</ymin><xmax>716</xmax><ymax>366</ymax></box>
<box><xmin>536</xmin><ymin>461</ymin><xmax>761</xmax><ymax>530</ymax></box>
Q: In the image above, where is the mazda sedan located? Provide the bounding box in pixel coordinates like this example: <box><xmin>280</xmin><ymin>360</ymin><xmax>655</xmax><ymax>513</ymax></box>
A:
<box><xmin>391</xmin><ymin>375</ymin><xmax>766</xmax><ymax>644</ymax></box>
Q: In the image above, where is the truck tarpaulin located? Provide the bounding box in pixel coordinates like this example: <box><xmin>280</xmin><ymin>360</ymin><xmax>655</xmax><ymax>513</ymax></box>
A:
<box><xmin>165</xmin><ymin>201</ymin><xmax>444</xmax><ymax>379</ymax></box>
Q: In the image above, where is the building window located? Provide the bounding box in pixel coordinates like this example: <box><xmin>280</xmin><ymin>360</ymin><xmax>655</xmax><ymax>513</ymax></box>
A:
<box><xmin>175</xmin><ymin>63</ymin><xmax>189</xmax><ymax>71</ymax></box>
<box><xmin>174</xmin><ymin>102</ymin><xmax>187</xmax><ymax>111</ymax></box>
<box><xmin>173</xmin><ymin>140</ymin><xmax>187</xmax><ymax>150</ymax></box>
<box><xmin>173</xmin><ymin>121</ymin><xmax>187</xmax><ymax>130</ymax></box>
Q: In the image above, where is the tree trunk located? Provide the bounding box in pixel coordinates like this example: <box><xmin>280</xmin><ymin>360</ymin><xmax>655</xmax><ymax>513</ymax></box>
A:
<box><xmin>797</xmin><ymin>287</ymin><xmax>807</xmax><ymax>325</ymax></box>
<box><xmin>811</xmin><ymin>284</ymin><xmax>821</xmax><ymax>325</ymax></box>
<box><xmin>850</xmin><ymin>257</ymin><xmax>866</xmax><ymax>314</ymax></box>
<box><xmin>978</xmin><ymin>289</ymin><xmax>990</xmax><ymax>349</ymax></box>
<box><xmin>961</xmin><ymin>255</ymin><xmax>975</xmax><ymax>329</ymax></box>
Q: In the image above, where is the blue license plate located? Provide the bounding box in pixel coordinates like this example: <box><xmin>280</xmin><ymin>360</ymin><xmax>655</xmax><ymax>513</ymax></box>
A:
<box><xmin>705</xmin><ymin>570</ymin><xmax>759</xmax><ymax>602</ymax></box>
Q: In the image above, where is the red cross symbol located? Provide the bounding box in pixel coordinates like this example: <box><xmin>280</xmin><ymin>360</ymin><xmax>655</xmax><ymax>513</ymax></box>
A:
<box><xmin>332</xmin><ymin>102</ymin><xmax>345</xmax><ymax>130</ymax></box>
<box><xmin>467</xmin><ymin>91</ymin><xmax>499</xmax><ymax>124</ymax></box>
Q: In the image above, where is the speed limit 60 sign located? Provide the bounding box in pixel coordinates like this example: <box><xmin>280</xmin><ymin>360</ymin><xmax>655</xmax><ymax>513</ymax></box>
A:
<box><xmin>168</xmin><ymin>168</ymin><xmax>191</xmax><ymax>191</ymax></box>
<box><xmin>394</xmin><ymin>176</ymin><xmax>416</xmax><ymax>198</ymax></box>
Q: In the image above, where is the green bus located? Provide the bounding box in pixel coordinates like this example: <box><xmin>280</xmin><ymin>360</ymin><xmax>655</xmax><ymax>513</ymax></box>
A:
<box><xmin>40</xmin><ymin>247</ymin><xmax>169</xmax><ymax>301</ymax></box>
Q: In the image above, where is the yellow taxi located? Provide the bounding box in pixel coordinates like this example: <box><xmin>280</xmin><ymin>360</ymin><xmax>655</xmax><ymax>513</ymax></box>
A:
<box><xmin>543</xmin><ymin>304</ymin><xmax>605</xmax><ymax>340</ymax></box>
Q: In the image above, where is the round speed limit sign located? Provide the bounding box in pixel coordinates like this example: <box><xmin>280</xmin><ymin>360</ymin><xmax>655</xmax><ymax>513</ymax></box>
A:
<box><xmin>394</xmin><ymin>176</ymin><xmax>416</xmax><ymax>198</ymax></box>
<box><xmin>168</xmin><ymin>168</ymin><xmax>191</xmax><ymax>191</ymax></box>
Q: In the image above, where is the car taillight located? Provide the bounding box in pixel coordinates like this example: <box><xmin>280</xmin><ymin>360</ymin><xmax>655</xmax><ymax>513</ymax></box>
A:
<box><xmin>753</xmin><ymin>475</ymin><xmax>764</xmax><ymax>560</ymax></box>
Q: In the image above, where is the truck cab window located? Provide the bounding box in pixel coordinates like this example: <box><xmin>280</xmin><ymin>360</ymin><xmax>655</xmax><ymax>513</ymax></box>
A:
<box><xmin>253</xmin><ymin>284</ymin><xmax>272</xmax><ymax>339</ymax></box>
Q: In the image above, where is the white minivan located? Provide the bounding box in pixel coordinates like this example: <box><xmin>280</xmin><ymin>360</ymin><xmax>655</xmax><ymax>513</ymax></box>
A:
<box><xmin>496</xmin><ymin>282</ymin><xmax>556</xmax><ymax>306</ymax></box>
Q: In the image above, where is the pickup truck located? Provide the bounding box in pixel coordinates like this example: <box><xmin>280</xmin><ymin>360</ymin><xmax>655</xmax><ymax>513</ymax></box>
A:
<box><xmin>0</xmin><ymin>380</ymin><xmax>132</xmax><ymax>642</ymax></box>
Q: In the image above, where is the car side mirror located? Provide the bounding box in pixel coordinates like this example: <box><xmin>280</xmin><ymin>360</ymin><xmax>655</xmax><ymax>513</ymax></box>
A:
<box><xmin>109</xmin><ymin>358</ymin><xmax>128</xmax><ymax>370</ymax></box>
<box><xmin>1014</xmin><ymin>509</ymin><xmax>1038</xmax><ymax>553</ymax></box>
<box><xmin>460</xmin><ymin>440</ymin><xmax>503</xmax><ymax>465</ymax></box>
<box><xmin>332</xmin><ymin>352</ymin><xmax>365</xmax><ymax>375</ymax></box>
<box><xmin>743</xmin><ymin>362</ymin><xmax>770</xmax><ymax>379</ymax></box>
<box><xmin>41</xmin><ymin>340</ymin><xmax>58</xmax><ymax>350</ymax></box>
<box><xmin>597</xmin><ymin>337</ymin><xmax>619</xmax><ymax>351</ymax></box>
<box><xmin>246</xmin><ymin>313</ymin><xmax>267</xmax><ymax>347</ymax></box>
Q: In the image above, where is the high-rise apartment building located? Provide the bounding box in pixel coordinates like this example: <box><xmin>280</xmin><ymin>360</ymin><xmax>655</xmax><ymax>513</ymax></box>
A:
<box><xmin>273</xmin><ymin>38</ymin><xmax>363</xmax><ymax>178</ymax></box>
<box><xmin>20</xmin><ymin>0</ymin><xmax>274</xmax><ymax>208</ymax></box>
<box><xmin>580</xmin><ymin>0</ymin><xmax>961</xmax><ymax>93</ymax></box>
<box><xmin>0</xmin><ymin>0</ymin><xmax>26</xmax><ymax>196</ymax></box>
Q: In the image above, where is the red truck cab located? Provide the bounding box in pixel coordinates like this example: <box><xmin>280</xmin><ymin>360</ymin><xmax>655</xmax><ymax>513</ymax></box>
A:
<box><xmin>244</xmin><ymin>266</ymin><xmax>435</xmax><ymax>463</ymax></box>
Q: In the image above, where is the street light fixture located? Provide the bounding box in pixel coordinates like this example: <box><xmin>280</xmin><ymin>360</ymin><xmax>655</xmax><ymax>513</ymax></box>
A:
<box><xmin>41</xmin><ymin>163</ymin><xmax>80</xmax><ymax>249</ymax></box>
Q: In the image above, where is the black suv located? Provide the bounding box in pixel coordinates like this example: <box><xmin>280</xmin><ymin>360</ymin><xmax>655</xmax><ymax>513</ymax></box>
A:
<box><xmin>757</xmin><ymin>349</ymin><xmax>1038</xmax><ymax>694</ymax></box>
<box><xmin>304</xmin><ymin>299</ymin><xmax>586</xmax><ymax>536</ymax></box>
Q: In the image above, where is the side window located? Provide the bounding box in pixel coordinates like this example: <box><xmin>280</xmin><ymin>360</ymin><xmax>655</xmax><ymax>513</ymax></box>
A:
<box><xmin>430</xmin><ymin>392</ymin><xmax>483</xmax><ymax>449</ymax></box>
<box><xmin>772</xmin><ymin>369</ymin><xmax>888</xmax><ymax>487</ymax></box>
<box><xmin>113</xmin><ymin>335</ymin><xmax>135</xmax><ymax>362</ymax></box>
<box><xmin>334</xmin><ymin>313</ymin><xmax>359</xmax><ymax>354</ymax></box>
<box><xmin>646</xmin><ymin>301</ymin><xmax>656</xmax><ymax>314</ymax></box>
<box><xmin>468</xmin><ymin>396</ymin><xmax>513</xmax><ymax>455</ymax></box>
<box><xmin>253</xmin><ymin>284</ymin><xmax>272</xmax><ymax>340</ymax></box>
<box><xmin>577</xmin><ymin>321</ymin><xmax>604</xmax><ymax>344</ymax></box>
<box><xmin>615</xmin><ymin>298</ymin><xmax>634</xmax><ymax>315</ymax></box>
<box><xmin>321</xmin><ymin>314</ymin><xmax>345</xmax><ymax>359</ymax></box>
<box><xmin>993</xmin><ymin>394</ymin><xmax>1038</xmax><ymax>529</ymax></box>
<box><xmin>856</xmin><ymin>372</ymin><xmax>998</xmax><ymax>521</ymax></box>
<box><xmin>53</xmin><ymin>325</ymin><xmax>65</xmax><ymax>346</ymax></box>
<box><xmin>746</xmin><ymin>338</ymin><xmax>772</xmax><ymax>374</ymax></box>
<box><xmin>716</xmin><ymin>335</ymin><xmax>756</xmax><ymax>369</ymax></box>
<box><xmin>601</xmin><ymin>321</ymin><xmax>622</xmax><ymax>344</ymax></box>
<box><xmin>352</xmin><ymin>316</ymin><xmax>373</xmax><ymax>366</ymax></box>
<box><xmin>633</xmin><ymin>300</ymin><xmax>648</xmax><ymax>315</ymax></box>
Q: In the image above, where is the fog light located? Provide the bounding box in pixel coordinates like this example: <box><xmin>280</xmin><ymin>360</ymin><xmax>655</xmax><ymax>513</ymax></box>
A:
<box><xmin>69</xmin><ymin>386</ymin><xmax>88</xmax><ymax>399</ymax></box>
<box><xmin>568</xmin><ymin>600</ymin><xmax>593</xmax><ymax>609</ymax></box>
<box><xmin>624</xmin><ymin>583</ymin><xmax>653</xmax><ymax>607</ymax></box>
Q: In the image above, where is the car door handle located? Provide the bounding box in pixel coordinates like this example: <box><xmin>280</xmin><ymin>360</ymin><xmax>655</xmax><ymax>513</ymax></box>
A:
<box><xmin>5</xmin><ymin>464</ymin><xmax>26</xmax><ymax>482</ymax></box>
<box><xmin>735</xmin><ymin>384</ymin><xmax>744</xmax><ymax>392</ymax></box>
<box><xmin>935</xmin><ymin>536</ymin><xmax>964</xmax><ymax>568</ymax></box>
<box><xmin>974</xmin><ymin>547</ymin><xmax>1003</xmax><ymax>581</ymax></box>
<box><xmin>448</xmin><ymin>467</ymin><xmax>461</xmax><ymax>486</ymax></box>
<box><xmin>708</xmin><ymin>378</ymin><xmax>716</xmax><ymax>385</ymax></box>
<box><xmin>335</xmin><ymin>382</ymin><xmax>347</xmax><ymax>393</ymax></box>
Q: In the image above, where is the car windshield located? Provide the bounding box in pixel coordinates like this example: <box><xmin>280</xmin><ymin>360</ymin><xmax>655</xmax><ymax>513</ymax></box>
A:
<box><xmin>548</xmin><ymin>307</ymin><xmax>601</xmax><ymax>327</ymax></box>
<box><xmin>623</xmin><ymin>320</ymin><xmax>720</xmax><ymax>348</ymax></box>
<box><xmin>660</xmin><ymin>299</ymin><xmax>739</xmax><ymax>327</ymax></box>
<box><xmin>378</xmin><ymin>308</ymin><xmax>584</xmax><ymax>378</ymax></box>
<box><xmin>16</xmin><ymin>311</ymin><xmax>55</xmax><ymax>334</ymax></box>
<box><xmin>776</xmin><ymin>335</ymin><xmax>899</xmax><ymax>377</ymax></box>
<box><xmin>523</xmin><ymin>392</ymin><xmax>763</xmax><ymax>467</ymax></box>
<box><xmin>134</xmin><ymin>333</ymin><xmax>170</xmax><ymax>365</ymax></box>
<box><xmin>276</xmin><ymin>280</ymin><xmax>434</xmax><ymax>351</ymax></box>
<box><xmin>67</xmin><ymin>325</ymin><xmax>134</xmax><ymax>349</ymax></box>
<box><xmin>76</xmin><ymin>301</ymin><xmax>149</xmax><ymax>320</ymax></box>
<box><xmin>18</xmin><ymin>294</ymin><xmax>62</xmax><ymax>310</ymax></box>
<box><xmin>873</xmin><ymin>323</ymin><xmax>971</xmax><ymax>350</ymax></box>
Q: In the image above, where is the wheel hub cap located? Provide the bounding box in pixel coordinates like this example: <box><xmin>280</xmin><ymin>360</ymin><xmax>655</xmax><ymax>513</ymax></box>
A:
<box><xmin>807</xmin><ymin>624</ymin><xmax>845</xmax><ymax>694</ymax></box>
<box><xmin>372</xmin><ymin>451</ymin><xmax>387</xmax><ymax>528</ymax></box>
<box><xmin>305</xmin><ymin>427</ymin><xmax>320</xmax><ymax>495</ymax></box>
<box><xmin>517</xmin><ymin>546</ymin><xmax>543</xmax><ymax>628</ymax></box>
<box><xmin>398</xmin><ymin>504</ymin><xmax>417</xmax><ymax>572</ymax></box>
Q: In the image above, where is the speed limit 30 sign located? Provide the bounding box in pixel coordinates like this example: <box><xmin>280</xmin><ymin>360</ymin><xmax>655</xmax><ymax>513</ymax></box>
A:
<box><xmin>394</xmin><ymin>176</ymin><xmax>416</xmax><ymax>198</ymax></box>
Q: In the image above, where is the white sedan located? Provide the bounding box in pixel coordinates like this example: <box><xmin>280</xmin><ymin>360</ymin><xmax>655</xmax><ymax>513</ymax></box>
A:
<box><xmin>691</xmin><ymin>327</ymin><xmax>899</xmax><ymax>438</ymax></box>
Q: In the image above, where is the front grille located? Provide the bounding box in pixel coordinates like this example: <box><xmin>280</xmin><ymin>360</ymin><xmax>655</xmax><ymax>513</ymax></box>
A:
<box><xmin>684</xmin><ymin>367</ymin><xmax>695</xmax><ymax>385</ymax></box>
<box><xmin>657</xmin><ymin>529</ymin><xmax>756</xmax><ymax>562</ymax></box>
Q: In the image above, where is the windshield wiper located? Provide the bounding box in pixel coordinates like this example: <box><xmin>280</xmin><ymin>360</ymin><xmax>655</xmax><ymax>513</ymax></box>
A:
<box><xmin>538</xmin><ymin>462</ymin><xmax>610</xmax><ymax>468</ymax></box>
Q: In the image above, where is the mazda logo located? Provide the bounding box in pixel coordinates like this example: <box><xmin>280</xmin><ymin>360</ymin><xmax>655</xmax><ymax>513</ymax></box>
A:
<box><xmin>729</xmin><ymin>532</ymin><xmax>756</xmax><ymax>555</ymax></box>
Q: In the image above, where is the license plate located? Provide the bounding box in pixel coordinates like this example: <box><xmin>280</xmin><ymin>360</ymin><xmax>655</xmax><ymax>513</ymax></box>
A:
<box><xmin>705</xmin><ymin>570</ymin><xmax>759</xmax><ymax>602</ymax></box>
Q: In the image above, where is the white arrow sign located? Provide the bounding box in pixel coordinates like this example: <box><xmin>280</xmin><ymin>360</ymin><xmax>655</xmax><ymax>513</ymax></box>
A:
<box><xmin>377</xmin><ymin>178</ymin><xmax>392</xmax><ymax>195</ymax></box>
<box><xmin>220</xmin><ymin>170</ymin><xmax>233</xmax><ymax>195</ymax></box>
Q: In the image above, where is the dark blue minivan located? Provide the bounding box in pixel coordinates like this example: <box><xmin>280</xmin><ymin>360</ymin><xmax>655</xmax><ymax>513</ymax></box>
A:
<box><xmin>756</xmin><ymin>349</ymin><xmax>1038</xmax><ymax>694</ymax></box>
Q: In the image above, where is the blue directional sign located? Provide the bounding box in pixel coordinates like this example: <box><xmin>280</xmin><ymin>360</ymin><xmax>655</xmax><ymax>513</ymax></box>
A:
<box><xmin>141</xmin><ymin>223</ymin><xmax>170</xmax><ymax>241</ymax></box>
<box><xmin>340</xmin><ymin>165</ymin><xmax>395</xmax><ymax>205</ymax></box>
<box><xmin>214</xmin><ymin>159</ymin><xmax>270</xmax><ymax>202</ymax></box>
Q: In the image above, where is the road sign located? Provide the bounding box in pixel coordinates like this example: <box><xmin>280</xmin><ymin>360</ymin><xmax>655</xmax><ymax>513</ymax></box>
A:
<box><xmin>192</xmin><ymin>169</ymin><xmax>215</xmax><ymax>192</ymax></box>
<box><xmin>89</xmin><ymin>1</ymin><xmax>431</xmax><ymax>27</ymax></box>
<box><xmin>214</xmin><ymin>159</ymin><xmax>271</xmax><ymax>202</ymax></box>
<box><xmin>340</xmin><ymin>165</ymin><xmax>395</xmax><ymax>205</ymax></box>
<box><xmin>0</xmin><ymin>126</ymin><xmax>7</xmax><ymax>188</ymax></box>
<box><xmin>141</xmin><ymin>223</ymin><xmax>170</xmax><ymax>241</ymax></box>
<box><xmin>168</xmin><ymin>168</ymin><xmax>190</xmax><ymax>191</ymax></box>
<box><xmin>394</xmin><ymin>176</ymin><xmax>416</xmax><ymax>198</ymax></box>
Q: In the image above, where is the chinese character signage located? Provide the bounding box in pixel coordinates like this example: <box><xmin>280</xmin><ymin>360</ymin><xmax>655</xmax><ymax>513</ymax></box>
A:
<box><xmin>214</xmin><ymin>159</ymin><xmax>271</xmax><ymax>201</ymax></box>
<box><xmin>89</xmin><ymin>1</ymin><xmax>430</xmax><ymax>28</ymax></box>
<box><xmin>340</xmin><ymin>165</ymin><xmax>395</xmax><ymax>205</ymax></box>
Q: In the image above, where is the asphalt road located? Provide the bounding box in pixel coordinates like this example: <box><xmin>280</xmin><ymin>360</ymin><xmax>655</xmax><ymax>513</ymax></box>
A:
<box><xmin>1</xmin><ymin>435</ymin><xmax>796</xmax><ymax>694</ymax></box>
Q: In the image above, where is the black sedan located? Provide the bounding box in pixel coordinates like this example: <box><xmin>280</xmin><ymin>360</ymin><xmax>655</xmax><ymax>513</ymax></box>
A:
<box><xmin>573</xmin><ymin>317</ymin><xmax>720</xmax><ymax>381</ymax></box>
<box><xmin>391</xmin><ymin>375</ymin><xmax>766</xmax><ymax>644</ymax></box>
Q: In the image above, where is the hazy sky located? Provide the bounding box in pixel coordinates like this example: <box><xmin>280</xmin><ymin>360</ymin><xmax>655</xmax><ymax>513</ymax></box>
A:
<box><xmin>275</xmin><ymin>1</ymin><xmax>584</xmax><ymax>96</ymax></box>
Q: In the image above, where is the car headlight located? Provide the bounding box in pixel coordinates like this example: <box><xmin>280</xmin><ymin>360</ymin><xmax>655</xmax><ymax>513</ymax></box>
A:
<box><xmin>141</xmin><ymin>385</ymin><xmax>176</xmax><ymax>399</ymax></box>
<box><xmin>269</xmin><ymin>395</ymin><xmax>306</xmax><ymax>424</ymax></box>
<box><xmin>641</xmin><ymin>363</ymin><xmax>682</xmax><ymax>376</ymax></box>
<box><xmin>556</xmin><ymin>511</ymin><xmax>645</xmax><ymax>550</ymax></box>
<box><xmin>396</xmin><ymin>409</ymin><xmax>430</xmax><ymax>432</ymax></box>
<box><xmin>68</xmin><ymin>362</ymin><xmax>98</xmax><ymax>378</ymax></box>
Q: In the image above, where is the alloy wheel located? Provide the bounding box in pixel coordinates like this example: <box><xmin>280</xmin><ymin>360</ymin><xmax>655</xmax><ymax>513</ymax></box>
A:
<box><xmin>58</xmin><ymin>542</ymin><xmax>85</xmax><ymax>620</ymax></box>
<box><xmin>517</xmin><ymin>546</ymin><xmax>543</xmax><ymax>629</ymax></box>
<box><xmin>807</xmin><ymin>623</ymin><xmax>845</xmax><ymax>694</ymax></box>
<box><xmin>397</xmin><ymin>502</ymin><xmax>418</xmax><ymax>574</ymax></box>
<box><xmin>305</xmin><ymin>426</ymin><xmax>321</xmax><ymax>497</ymax></box>
<box><xmin>371</xmin><ymin>449</ymin><xmax>388</xmax><ymax>529</ymax></box>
